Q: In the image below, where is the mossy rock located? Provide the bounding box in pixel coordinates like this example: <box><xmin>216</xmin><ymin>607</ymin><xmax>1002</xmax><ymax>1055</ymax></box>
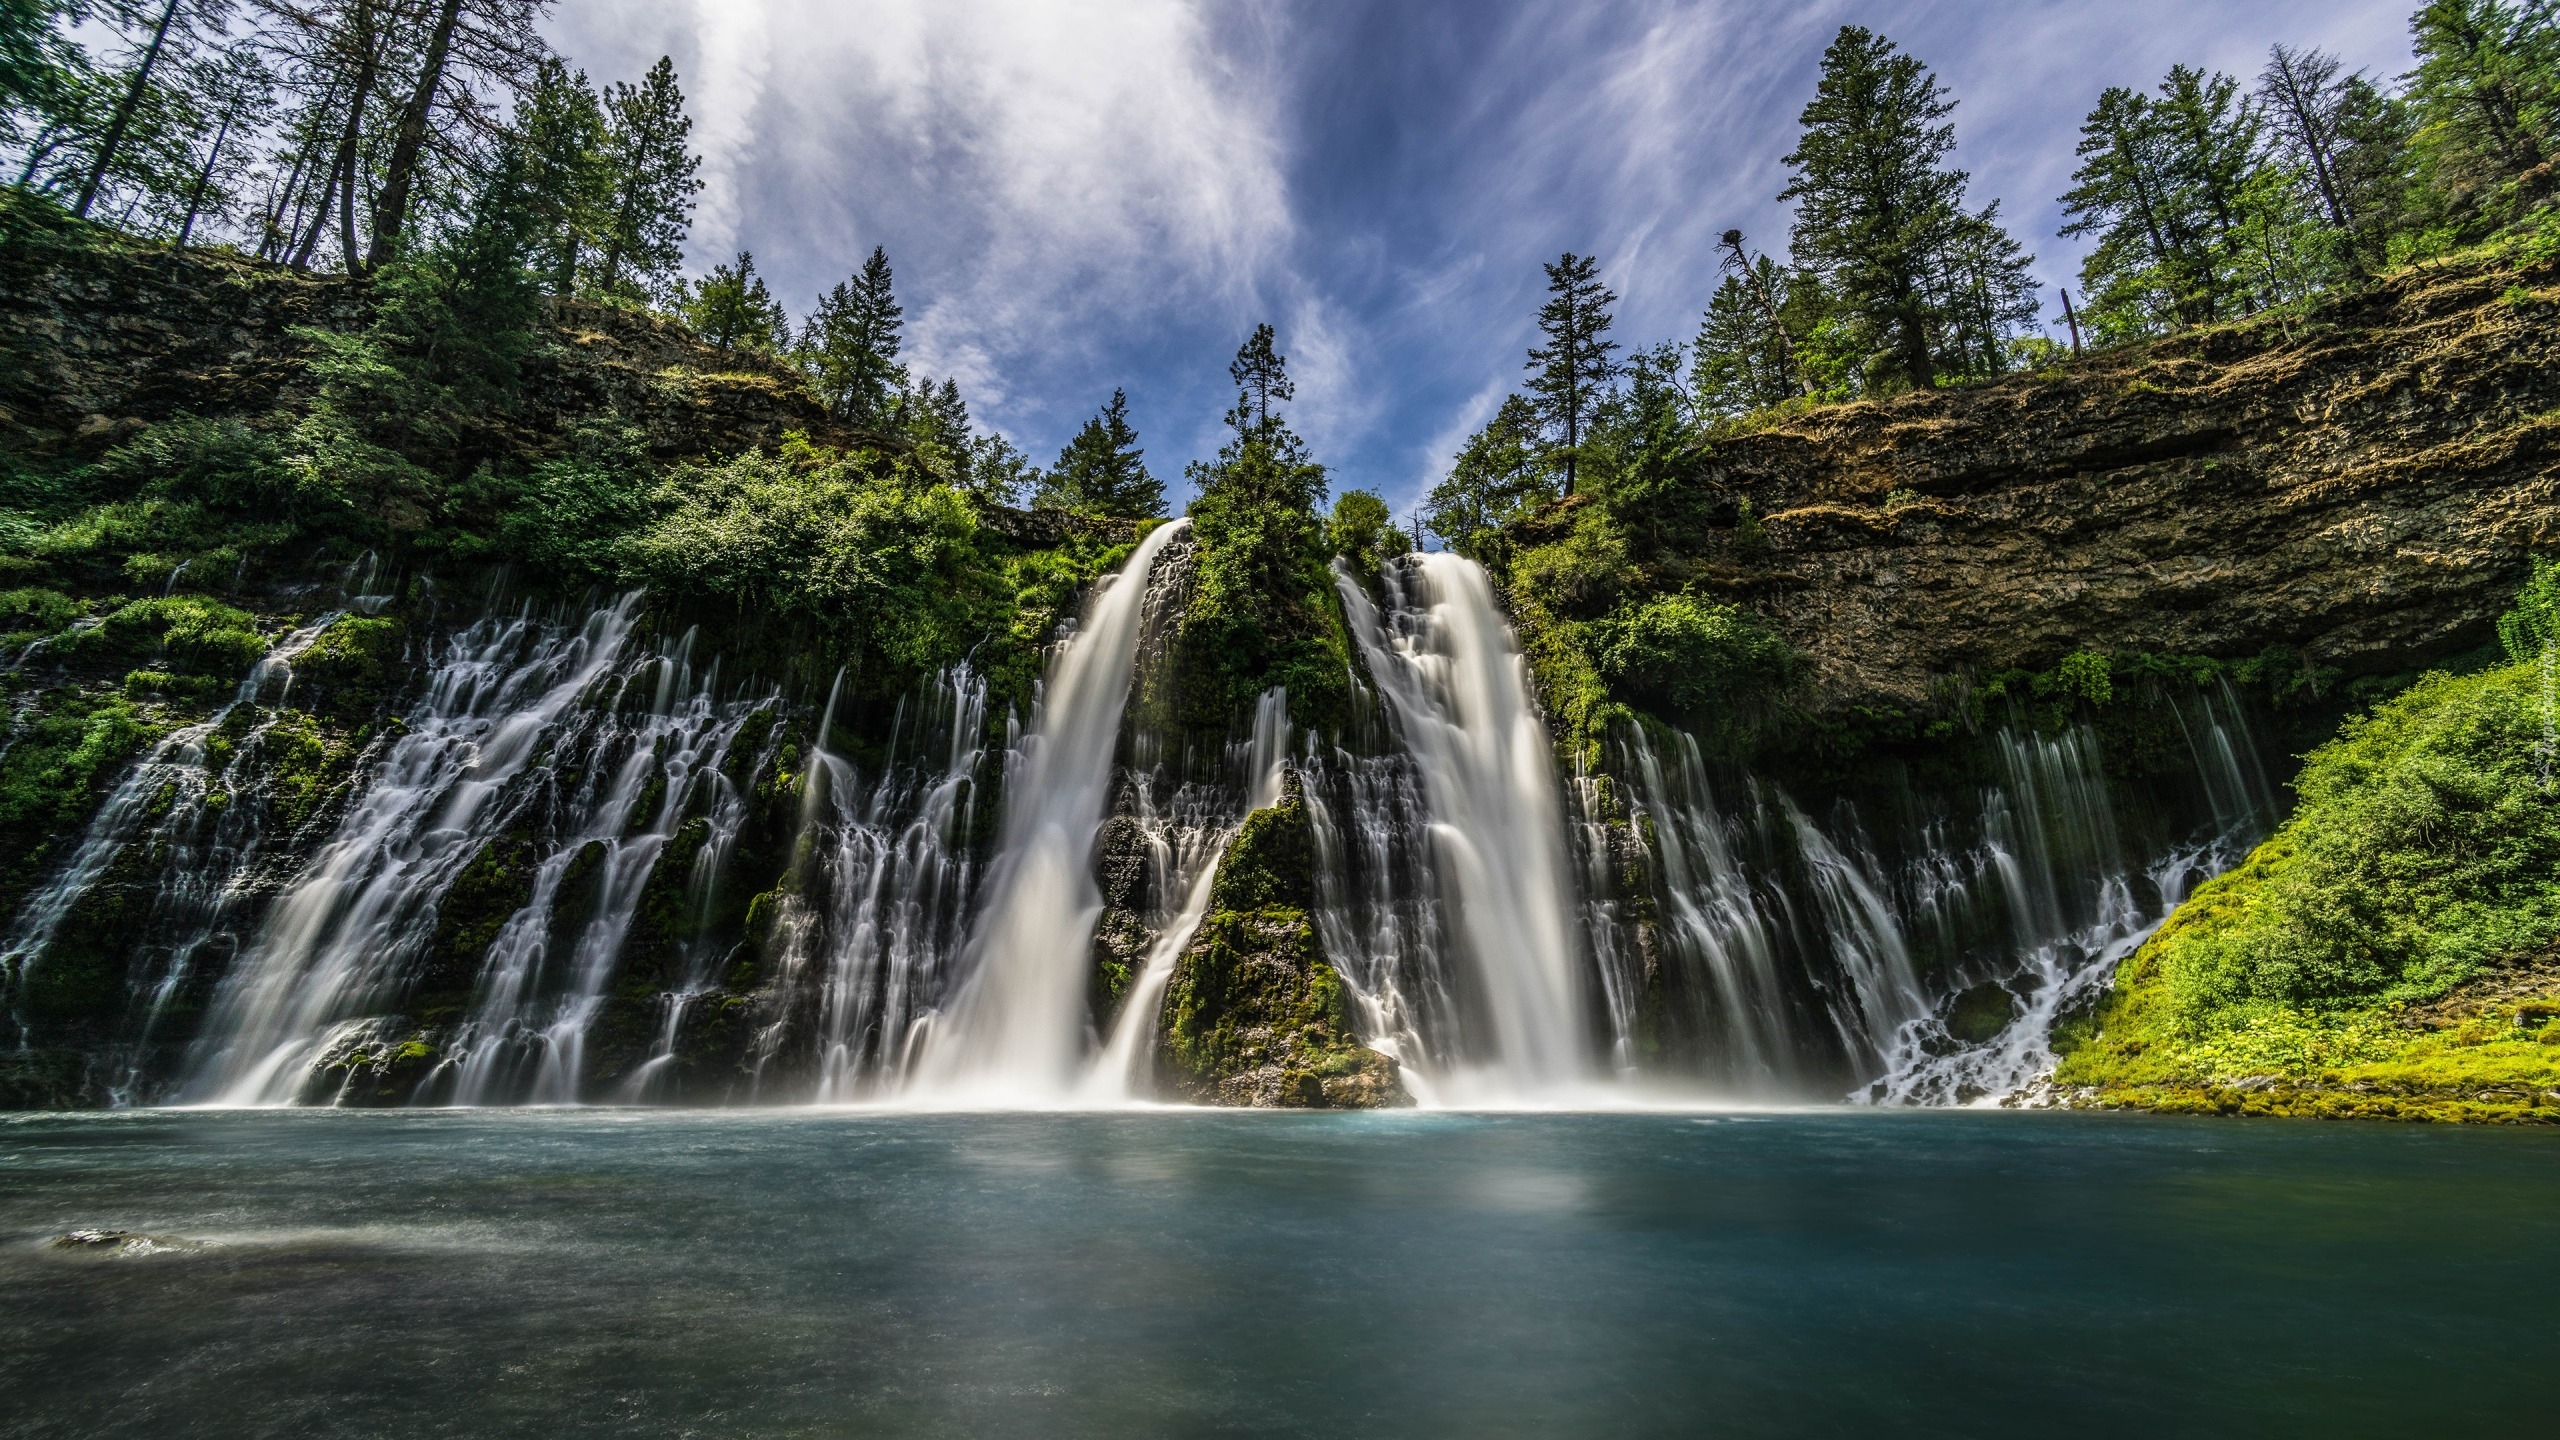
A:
<box><xmin>1945</xmin><ymin>981</ymin><xmax>2021</xmax><ymax>1045</ymax></box>
<box><xmin>1157</xmin><ymin>904</ymin><xmax>1404</xmax><ymax>1108</ymax></box>
<box><xmin>1206</xmin><ymin>776</ymin><xmax>1314</xmax><ymax>913</ymax></box>
<box><xmin>308</xmin><ymin>1032</ymin><xmax>441</xmax><ymax>1107</ymax></box>
<box><xmin>289</xmin><ymin>614</ymin><xmax>404</xmax><ymax>720</ymax></box>
<box><xmin>418</xmin><ymin>828</ymin><xmax>541</xmax><ymax>1009</ymax></box>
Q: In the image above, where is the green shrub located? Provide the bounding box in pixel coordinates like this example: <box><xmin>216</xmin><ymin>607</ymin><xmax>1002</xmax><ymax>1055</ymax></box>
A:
<box><xmin>66</xmin><ymin>596</ymin><xmax>268</xmax><ymax>678</ymax></box>
<box><xmin>1591</xmin><ymin>593</ymin><xmax>1794</xmax><ymax>718</ymax></box>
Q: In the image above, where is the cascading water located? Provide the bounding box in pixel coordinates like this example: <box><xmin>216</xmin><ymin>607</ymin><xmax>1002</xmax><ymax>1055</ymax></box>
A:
<box><xmin>907</xmin><ymin>518</ymin><xmax>1192</xmax><ymax>1101</ymax></box>
<box><xmin>182</xmin><ymin>596</ymin><xmax>778</xmax><ymax>1105</ymax></box>
<box><xmin>1862</xmin><ymin>705</ymin><xmax>2274</xmax><ymax>1106</ymax></box>
<box><xmin>1331</xmin><ymin>554</ymin><xmax>1592</xmax><ymax>1100</ymax></box>
<box><xmin>1083</xmin><ymin>687</ymin><xmax>1291</xmax><ymax>1101</ymax></box>
<box><xmin>776</xmin><ymin>666</ymin><xmax>988</xmax><ymax>1102</ymax></box>
<box><xmin>440</xmin><ymin>629</ymin><xmax>764</xmax><ymax>1105</ymax></box>
<box><xmin>0</xmin><ymin>614</ymin><xmax>344</xmax><ymax>1076</ymax></box>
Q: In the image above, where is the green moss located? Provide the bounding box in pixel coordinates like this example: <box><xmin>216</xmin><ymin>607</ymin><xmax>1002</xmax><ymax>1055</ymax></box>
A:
<box><xmin>63</xmin><ymin>595</ymin><xmax>268</xmax><ymax>678</ymax></box>
<box><xmin>289</xmin><ymin>614</ymin><xmax>404</xmax><ymax>719</ymax></box>
<box><xmin>419</xmin><ymin>829</ymin><xmax>541</xmax><ymax>1010</ymax></box>
<box><xmin>0</xmin><ymin>687</ymin><xmax>163</xmax><ymax>907</ymax></box>
<box><xmin>254</xmin><ymin>709</ymin><xmax>358</xmax><ymax>832</ymax></box>
<box><xmin>1156</xmin><ymin>786</ymin><xmax>1403</xmax><ymax>1107</ymax></box>
<box><xmin>2059</xmin><ymin>654</ymin><xmax>2560</xmax><ymax>1118</ymax></box>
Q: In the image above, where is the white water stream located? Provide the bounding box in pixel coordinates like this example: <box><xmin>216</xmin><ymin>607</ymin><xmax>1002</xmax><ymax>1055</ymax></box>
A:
<box><xmin>907</xmin><ymin>519</ymin><xmax>1192</xmax><ymax>1101</ymax></box>
<box><xmin>1333</xmin><ymin>554</ymin><xmax>1593</xmax><ymax>1101</ymax></box>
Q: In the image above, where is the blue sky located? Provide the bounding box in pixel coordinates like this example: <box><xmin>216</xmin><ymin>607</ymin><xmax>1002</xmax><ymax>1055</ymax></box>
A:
<box><xmin>545</xmin><ymin>0</ymin><xmax>2415</xmax><ymax>519</ymax></box>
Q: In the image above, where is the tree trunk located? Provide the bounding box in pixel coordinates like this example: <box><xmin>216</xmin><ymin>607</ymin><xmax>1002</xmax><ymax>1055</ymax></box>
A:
<box><xmin>72</xmin><ymin>0</ymin><xmax>184</xmax><ymax>218</ymax></box>
<box><xmin>175</xmin><ymin>111</ymin><xmax>234</xmax><ymax>248</ymax></box>
<box><xmin>365</xmin><ymin>0</ymin><xmax>466</xmax><ymax>269</ymax></box>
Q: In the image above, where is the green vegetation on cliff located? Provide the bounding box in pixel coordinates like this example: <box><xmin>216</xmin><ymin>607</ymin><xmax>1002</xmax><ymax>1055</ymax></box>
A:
<box><xmin>2055</xmin><ymin>567</ymin><xmax>2560</xmax><ymax>1122</ymax></box>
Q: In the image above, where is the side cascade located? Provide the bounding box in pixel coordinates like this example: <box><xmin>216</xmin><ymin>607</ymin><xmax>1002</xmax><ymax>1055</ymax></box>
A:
<box><xmin>182</xmin><ymin>597</ymin><xmax>769</xmax><ymax>1105</ymax></box>
<box><xmin>906</xmin><ymin>518</ymin><xmax>1193</xmax><ymax>1101</ymax></box>
<box><xmin>1326</xmin><ymin>553</ymin><xmax>1594</xmax><ymax>1102</ymax></box>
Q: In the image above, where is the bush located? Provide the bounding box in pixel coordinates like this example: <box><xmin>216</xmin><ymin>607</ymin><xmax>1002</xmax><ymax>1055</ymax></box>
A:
<box><xmin>67</xmin><ymin>596</ymin><xmax>268</xmax><ymax>678</ymax></box>
<box><xmin>1591</xmin><ymin>593</ymin><xmax>1794</xmax><ymax>719</ymax></box>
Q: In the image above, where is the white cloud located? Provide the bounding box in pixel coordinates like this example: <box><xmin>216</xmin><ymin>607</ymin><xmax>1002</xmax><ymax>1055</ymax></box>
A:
<box><xmin>687</xmin><ymin>0</ymin><xmax>773</xmax><ymax>260</ymax></box>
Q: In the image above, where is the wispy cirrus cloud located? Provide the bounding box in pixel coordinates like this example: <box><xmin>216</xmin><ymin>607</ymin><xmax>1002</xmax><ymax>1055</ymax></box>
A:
<box><xmin>548</xmin><ymin>0</ymin><xmax>2418</xmax><ymax>513</ymax></box>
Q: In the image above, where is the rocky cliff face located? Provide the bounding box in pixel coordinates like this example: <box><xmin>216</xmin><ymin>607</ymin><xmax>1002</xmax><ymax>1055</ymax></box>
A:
<box><xmin>1556</xmin><ymin>258</ymin><xmax>2560</xmax><ymax>726</ymax></box>
<box><xmin>0</xmin><ymin>197</ymin><xmax>844</xmax><ymax>466</ymax></box>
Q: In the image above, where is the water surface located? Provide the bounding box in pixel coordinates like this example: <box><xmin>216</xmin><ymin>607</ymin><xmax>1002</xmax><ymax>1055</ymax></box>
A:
<box><xmin>2</xmin><ymin>1109</ymin><xmax>2548</xmax><ymax>1437</ymax></box>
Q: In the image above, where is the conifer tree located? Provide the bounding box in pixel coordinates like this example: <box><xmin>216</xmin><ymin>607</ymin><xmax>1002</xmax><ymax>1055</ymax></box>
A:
<box><xmin>1691</xmin><ymin>263</ymin><xmax>1800</xmax><ymax>420</ymax></box>
<box><xmin>1036</xmin><ymin>388</ymin><xmax>1162</xmax><ymax>518</ymax></box>
<box><xmin>1780</xmin><ymin>26</ymin><xmax>1974</xmax><ymax>391</ymax></box>
<box><xmin>1781</xmin><ymin>27</ymin><xmax>2037</xmax><ymax>390</ymax></box>
<box><xmin>516</xmin><ymin>56</ymin><xmax>609</xmax><ymax>294</ymax></box>
<box><xmin>681</xmin><ymin>250</ymin><xmax>788</xmax><ymax>352</ymax></box>
<box><xmin>2406</xmin><ymin>0</ymin><xmax>2560</xmax><ymax>218</ymax></box>
<box><xmin>2064</xmin><ymin>65</ymin><xmax>2278</xmax><ymax>336</ymax></box>
<box><xmin>594</xmin><ymin>55</ymin><xmax>699</xmax><ymax>304</ymax></box>
<box><xmin>1524</xmin><ymin>251</ymin><xmax>1618</xmax><ymax>491</ymax></box>
<box><xmin>797</xmin><ymin>245</ymin><xmax>904</xmax><ymax>425</ymax></box>
<box><xmin>1226</xmin><ymin>321</ymin><xmax>1294</xmax><ymax>446</ymax></box>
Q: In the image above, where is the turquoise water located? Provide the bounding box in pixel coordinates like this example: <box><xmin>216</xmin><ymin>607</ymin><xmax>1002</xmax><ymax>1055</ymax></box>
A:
<box><xmin>1</xmin><ymin>1109</ymin><xmax>2550</xmax><ymax>1437</ymax></box>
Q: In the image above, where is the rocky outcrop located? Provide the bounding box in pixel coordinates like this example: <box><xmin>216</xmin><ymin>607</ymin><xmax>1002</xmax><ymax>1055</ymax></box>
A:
<box><xmin>0</xmin><ymin>191</ymin><xmax>845</xmax><ymax>465</ymax></box>
<box><xmin>1568</xmin><ymin>257</ymin><xmax>2560</xmax><ymax>720</ymax></box>
<box><xmin>1157</xmin><ymin>777</ymin><xmax>1406</xmax><ymax>1108</ymax></box>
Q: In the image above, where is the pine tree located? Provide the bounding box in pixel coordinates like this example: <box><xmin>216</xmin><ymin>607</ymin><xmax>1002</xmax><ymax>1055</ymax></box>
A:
<box><xmin>515</xmin><ymin>57</ymin><xmax>610</xmax><ymax>295</ymax></box>
<box><xmin>797</xmin><ymin>245</ymin><xmax>904</xmax><ymax>425</ymax></box>
<box><xmin>2406</xmin><ymin>0</ymin><xmax>2560</xmax><ymax>220</ymax></box>
<box><xmin>1691</xmin><ymin>265</ymin><xmax>1800</xmax><ymax>420</ymax></box>
<box><xmin>1780</xmin><ymin>26</ymin><xmax>1975</xmax><ymax>392</ymax></box>
<box><xmin>681</xmin><ymin>250</ymin><xmax>788</xmax><ymax>352</ymax></box>
<box><xmin>1524</xmin><ymin>251</ymin><xmax>1618</xmax><ymax>491</ymax></box>
<box><xmin>1422</xmin><ymin>393</ymin><xmax>1551</xmax><ymax>558</ymax></box>
<box><xmin>2064</xmin><ymin>65</ymin><xmax>2275</xmax><ymax>337</ymax></box>
<box><xmin>1036</xmin><ymin>388</ymin><xmax>1162</xmax><ymax>518</ymax></box>
<box><xmin>1226</xmin><ymin>321</ymin><xmax>1294</xmax><ymax>446</ymax></box>
<box><xmin>594</xmin><ymin>55</ymin><xmax>699</xmax><ymax>304</ymax></box>
<box><xmin>1928</xmin><ymin>203</ymin><xmax>2043</xmax><ymax>378</ymax></box>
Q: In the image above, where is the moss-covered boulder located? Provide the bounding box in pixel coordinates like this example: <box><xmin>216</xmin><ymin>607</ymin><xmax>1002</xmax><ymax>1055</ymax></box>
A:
<box><xmin>288</xmin><ymin>614</ymin><xmax>404</xmax><ymax>719</ymax></box>
<box><xmin>1157</xmin><ymin>777</ymin><xmax>1405</xmax><ymax>1108</ymax></box>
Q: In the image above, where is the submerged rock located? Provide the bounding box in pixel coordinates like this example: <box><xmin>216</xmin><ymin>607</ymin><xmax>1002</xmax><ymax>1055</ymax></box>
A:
<box><xmin>48</xmin><ymin>1229</ymin><xmax>214</xmax><ymax>1256</ymax></box>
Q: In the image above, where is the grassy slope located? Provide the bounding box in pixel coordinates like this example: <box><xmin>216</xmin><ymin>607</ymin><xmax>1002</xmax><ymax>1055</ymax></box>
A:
<box><xmin>2054</xmin><ymin>659</ymin><xmax>2560</xmax><ymax>1122</ymax></box>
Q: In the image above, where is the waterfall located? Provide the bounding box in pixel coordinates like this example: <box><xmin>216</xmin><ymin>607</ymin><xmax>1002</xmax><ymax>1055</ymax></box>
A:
<box><xmin>1083</xmin><ymin>688</ymin><xmax>1291</xmax><ymax>1101</ymax></box>
<box><xmin>1614</xmin><ymin>730</ymin><xmax>1794</xmax><ymax>1086</ymax></box>
<box><xmin>907</xmin><ymin>518</ymin><xmax>1192</xmax><ymax>1101</ymax></box>
<box><xmin>1332</xmin><ymin>554</ymin><xmax>1591</xmax><ymax>1100</ymax></box>
<box><xmin>0</xmin><ymin>615</ymin><xmax>344</xmax><ymax>1070</ymax></box>
<box><xmin>1861</xmin><ymin>716</ymin><xmax>2270</xmax><ymax>1106</ymax></box>
<box><xmin>441</xmin><ymin>629</ymin><xmax>764</xmax><ymax>1105</ymax></box>
<box><xmin>785</xmin><ymin>666</ymin><xmax>988</xmax><ymax>1102</ymax></box>
<box><xmin>184</xmin><ymin>598</ymin><xmax>661</xmax><ymax>1104</ymax></box>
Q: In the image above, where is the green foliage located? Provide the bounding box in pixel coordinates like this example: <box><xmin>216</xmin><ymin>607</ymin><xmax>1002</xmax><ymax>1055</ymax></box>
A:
<box><xmin>1423</xmin><ymin>393</ymin><xmax>1554</xmax><ymax>561</ymax></box>
<box><xmin>1691</xmin><ymin>257</ymin><xmax>1801</xmax><ymax>420</ymax></box>
<box><xmin>592</xmin><ymin>55</ymin><xmax>701</xmax><ymax>305</ymax></box>
<box><xmin>2064</xmin><ymin>656</ymin><xmax>2560</xmax><ymax>1096</ymax></box>
<box><xmin>0</xmin><ymin>687</ymin><xmax>159</xmax><ymax>858</ymax></box>
<box><xmin>1590</xmin><ymin>594</ymin><xmax>1794</xmax><ymax>720</ymax></box>
<box><xmin>1782</xmin><ymin>25</ymin><xmax>2037</xmax><ymax>390</ymax></box>
<box><xmin>516</xmin><ymin>57</ymin><xmax>614</xmax><ymax>296</ymax></box>
<box><xmin>290</xmin><ymin>614</ymin><xmax>404</xmax><ymax>720</ymax></box>
<box><xmin>1034</xmin><ymin>388</ymin><xmax>1161</xmax><ymax>518</ymax></box>
<box><xmin>64</xmin><ymin>594</ymin><xmax>266</xmax><ymax>677</ymax></box>
<box><xmin>497</xmin><ymin>424</ymin><xmax>655</xmax><ymax>582</ymax></box>
<box><xmin>1181</xmin><ymin>326</ymin><xmax>1344</xmax><ymax>731</ymax></box>
<box><xmin>2497</xmin><ymin>555</ymin><xmax>2560</xmax><ymax>660</ymax></box>
<box><xmin>2405</xmin><ymin>0</ymin><xmax>2560</xmax><ymax>228</ymax></box>
<box><xmin>1323</xmin><ymin>489</ymin><xmax>1405</xmax><ymax>578</ymax></box>
<box><xmin>620</xmin><ymin>448</ymin><xmax>988</xmax><ymax>685</ymax></box>
<box><xmin>796</xmin><ymin>246</ymin><xmax>904</xmax><ymax>425</ymax></box>
<box><xmin>680</xmin><ymin>249</ymin><xmax>789</xmax><ymax>353</ymax></box>
<box><xmin>1524</xmin><ymin>251</ymin><xmax>1620</xmax><ymax>491</ymax></box>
